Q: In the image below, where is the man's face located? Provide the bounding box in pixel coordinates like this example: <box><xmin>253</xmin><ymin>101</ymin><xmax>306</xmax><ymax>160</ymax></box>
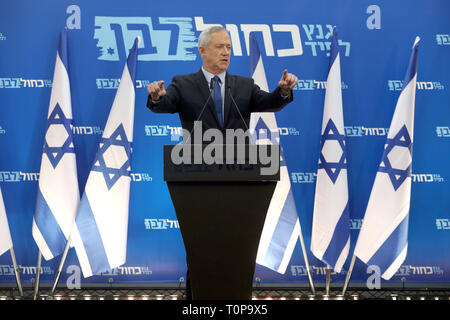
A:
<box><xmin>199</xmin><ymin>30</ymin><xmax>231</xmax><ymax>75</ymax></box>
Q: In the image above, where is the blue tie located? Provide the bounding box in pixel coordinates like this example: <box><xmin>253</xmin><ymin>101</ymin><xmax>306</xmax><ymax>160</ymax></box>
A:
<box><xmin>213</xmin><ymin>76</ymin><xmax>223</xmax><ymax>127</ymax></box>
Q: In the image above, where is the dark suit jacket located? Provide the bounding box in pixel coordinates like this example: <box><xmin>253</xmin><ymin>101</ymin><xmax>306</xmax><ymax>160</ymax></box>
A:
<box><xmin>146</xmin><ymin>69</ymin><xmax>293</xmax><ymax>140</ymax></box>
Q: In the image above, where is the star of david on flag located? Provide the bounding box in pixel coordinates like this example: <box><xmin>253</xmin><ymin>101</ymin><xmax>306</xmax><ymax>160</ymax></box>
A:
<box><xmin>318</xmin><ymin>119</ymin><xmax>347</xmax><ymax>184</ymax></box>
<box><xmin>43</xmin><ymin>103</ymin><xmax>75</xmax><ymax>169</ymax></box>
<box><xmin>378</xmin><ymin>125</ymin><xmax>412</xmax><ymax>191</ymax></box>
<box><xmin>311</xmin><ymin>27</ymin><xmax>350</xmax><ymax>273</ymax></box>
<box><xmin>354</xmin><ymin>37</ymin><xmax>420</xmax><ymax>280</ymax></box>
<box><xmin>91</xmin><ymin>124</ymin><xmax>132</xmax><ymax>190</ymax></box>
<box><xmin>71</xmin><ymin>37</ymin><xmax>139</xmax><ymax>277</ymax></box>
<box><xmin>32</xmin><ymin>28</ymin><xmax>80</xmax><ymax>261</ymax></box>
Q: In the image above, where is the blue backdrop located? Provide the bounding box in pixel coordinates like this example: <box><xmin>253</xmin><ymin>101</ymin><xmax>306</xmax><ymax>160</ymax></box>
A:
<box><xmin>0</xmin><ymin>0</ymin><xmax>449</xmax><ymax>287</ymax></box>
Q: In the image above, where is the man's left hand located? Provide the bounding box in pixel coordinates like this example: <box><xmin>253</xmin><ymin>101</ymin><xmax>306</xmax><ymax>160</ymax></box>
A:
<box><xmin>278</xmin><ymin>69</ymin><xmax>298</xmax><ymax>96</ymax></box>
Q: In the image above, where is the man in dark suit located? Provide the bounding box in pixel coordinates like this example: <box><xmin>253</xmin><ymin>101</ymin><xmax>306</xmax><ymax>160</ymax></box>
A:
<box><xmin>147</xmin><ymin>26</ymin><xmax>298</xmax><ymax>140</ymax></box>
<box><xmin>146</xmin><ymin>26</ymin><xmax>298</xmax><ymax>300</ymax></box>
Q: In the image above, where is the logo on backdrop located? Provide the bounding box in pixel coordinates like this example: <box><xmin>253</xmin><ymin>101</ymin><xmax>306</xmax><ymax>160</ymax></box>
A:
<box><xmin>294</xmin><ymin>79</ymin><xmax>348</xmax><ymax>90</ymax></box>
<box><xmin>0</xmin><ymin>78</ymin><xmax>52</xmax><ymax>89</ymax></box>
<box><xmin>93</xmin><ymin>16</ymin><xmax>352</xmax><ymax>61</ymax></box>
<box><xmin>394</xmin><ymin>265</ymin><xmax>444</xmax><ymax>277</ymax></box>
<box><xmin>0</xmin><ymin>171</ymin><xmax>150</xmax><ymax>183</ymax></box>
<box><xmin>72</xmin><ymin>125</ymin><xmax>103</xmax><ymax>135</ymax></box>
<box><xmin>0</xmin><ymin>32</ymin><xmax>6</xmax><ymax>41</ymax></box>
<box><xmin>344</xmin><ymin>126</ymin><xmax>389</xmax><ymax>137</ymax></box>
<box><xmin>291</xmin><ymin>172</ymin><xmax>316</xmax><ymax>183</ymax></box>
<box><xmin>0</xmin><ymin>265</ymin><xmax>53</xmax><ymax>276</ymax></box>
<box><xmin>96</xmin><ymin>78</ymin><xmax>151</xmax><ymax>89</ymax></box>
<box><xmin>291</xmin><ymin>265</ymin><xmax>346</xmax><ymax>277</ymax></box>
<box><xmin>144</xmin><ymin>218</ymin><xmax>180</xmax><ymax>230</ymax></box>
<box><xmin>144</xmin><ymin>124</ymin><xmax>299</xmax><ymax>140</ymax></box>
<box><xmin>436</xmin><ymin>126</ymin><xmax>450</xmax><ymax>137</ymax></box>
<box><xmin>436</xmin><ymin>219</ymin><xmax>450</xmax><ymax>230</ymax></box>
<box><xmin>436</xmin><ymin>34</ymin><xmax>450</xmax><ymax>45</ymax></box>
<box><xmin>388</xmin><ymin>80</ymin><xmax>445</xmax><ymax>91</ymax></box>
<box><xmin>0</xmin><ymin>126</ymin><xmax>5</xmax><ymax>135</ymax></box>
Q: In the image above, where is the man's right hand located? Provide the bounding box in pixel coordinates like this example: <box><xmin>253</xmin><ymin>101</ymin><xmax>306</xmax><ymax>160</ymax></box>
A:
<box><xmin>147</xmin><ymin>80</ymin><xmax>166</xmax><ymax>101</ymax></box>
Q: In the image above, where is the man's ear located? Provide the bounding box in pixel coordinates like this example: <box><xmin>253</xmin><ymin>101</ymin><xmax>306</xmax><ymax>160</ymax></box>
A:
<box><xmin>198</xmin><ymin>46</ymin><xmax>205</xmax><ymax>57</ymax></box>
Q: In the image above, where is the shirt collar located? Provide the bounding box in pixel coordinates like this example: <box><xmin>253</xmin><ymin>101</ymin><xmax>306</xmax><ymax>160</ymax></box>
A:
<box><xmin>201</xmin><ymin>67</ymin><xmax>226</xmax><ymax>86</ymax></box>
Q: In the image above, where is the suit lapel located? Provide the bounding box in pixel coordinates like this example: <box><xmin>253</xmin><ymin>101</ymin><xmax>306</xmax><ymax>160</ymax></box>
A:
<box><xmin>193</xmin><ymin>69</ymin><xmax>221</xmax><ymax>128</ymax></box>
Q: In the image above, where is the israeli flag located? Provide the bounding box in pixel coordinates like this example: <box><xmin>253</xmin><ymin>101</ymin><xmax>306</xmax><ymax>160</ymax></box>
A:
<box><xmin>32</xmin><ymin>29</ymin><xmax>80</xmax><ymax>261</ymax></box>
<box><xmin>310</xmin><ymin>27</ymin><xmax>350</xmax><ymax>273</ymax></box>
<box><xmin>71</xmin><ymin>38</ymin><xmax>138</xmax><ymax>277</ymax></box>
<box><xmin>0</xmin><ymin>188</ymin><xmax>13</xmax><ymax>257</ymax></box>
<box><xmin>250</xmin><ymin>34</ymin><xmax>302</xmax><ymax>274</ymax></box>
<box><xmin>354</xmin><ymin>37</ymin><xmax>420</xmax><ymax>280</ymax></box>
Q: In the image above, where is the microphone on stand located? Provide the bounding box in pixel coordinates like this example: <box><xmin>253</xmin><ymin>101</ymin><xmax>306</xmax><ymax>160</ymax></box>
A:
<box><xmin>227</xmin><ymin>83</ymin><xmax>249</xmax><ymax>132</ymax></box>
<box><xmin>184</xmin><ymin>78</ymin><xmax>215</xmax><ymax>144</ymax></box>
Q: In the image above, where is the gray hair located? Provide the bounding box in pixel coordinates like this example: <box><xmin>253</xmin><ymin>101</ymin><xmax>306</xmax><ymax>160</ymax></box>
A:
<box><xmin>198</xmin><ymin>26</ymin><xmax>228</xmax><ymax>47</ymax></box>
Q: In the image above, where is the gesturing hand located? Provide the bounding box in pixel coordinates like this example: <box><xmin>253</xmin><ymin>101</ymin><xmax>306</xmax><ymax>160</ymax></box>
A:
<box><xmin>278</xmin><ymin>69</ymin><xmax>298</xmax><ymax>96</ymax></box>
<box><xmin>147</xmin><ymin>80</ymin><xmax>166</xmax><ymax>101</ymax></box>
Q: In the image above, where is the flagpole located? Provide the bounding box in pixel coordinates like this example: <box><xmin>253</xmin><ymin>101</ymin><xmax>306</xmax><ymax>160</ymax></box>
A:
<box><xmin>342</xmin><ymin>254</ymin><xmax>356</xmax><ymax>296</ymax></box>
<box><xmin>325</xmin><ymin>264</ymin><xmax>331</xmax><ymax>296</ymax></box>
<box><xmin>33</xmin><ymin>251</ymin><xmax>42</xmax><ymax>300</ymax></box>
<box><xmin>297</xmin><ymin>233</ymin><xmax>315</xmax><ymax>295</ymax></box>
<box><xmin>50</xmin><ymin>237</ymin><xmax>72</xmax><ymax>296</ymax></box>
<box><xmin>9</xmin><ymin>247</ymin><xmax>23</xmax><ymax>297</ymax></box>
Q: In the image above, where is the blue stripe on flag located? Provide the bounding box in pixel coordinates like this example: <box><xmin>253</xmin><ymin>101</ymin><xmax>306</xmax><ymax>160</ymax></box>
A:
<box><xmin>34</xmin><ymin>188</ymin><xmax>67</xmax><ymax>256</ymax></box>
<box><xmin>263</xmin><ymin>186</ymin><xmax>298</xmax><ymax>270</ymax></box>
<box><xmin>328</xmin><ymin>27</ymin><xmax>339</xmax><ymax>71</ymax></box>
<box><xmin>126</xmin><ymin>38</ymin><xmax>139</xmax><ymax>85</ymax></box>
<box><xmin>76</xmin><ymin>195</ymin><xmax>111</xmax><ymax>275</ymax></box>
<box><xmin>249</xmin><ymin>33</ymin><xmax>261</xmax><ymax>76</ymax></box>
<box><xmin>321</xmin><ymin>202</ymin><xmax>350</xmax><ymax>268</ymax></box>
<box><xmin>401</xmin><ymin>41</ymin><xmax>419</xmax><ymax>90</ymax></box>
<box><xmin>58</xmin><ymin>28</ymin><xmax>69</xmax><ymax>71</ymax></box>
<box><xmin>366</xmin><ymin>213</ymin><xmax>409</xmax><ymax>273</ymax></box>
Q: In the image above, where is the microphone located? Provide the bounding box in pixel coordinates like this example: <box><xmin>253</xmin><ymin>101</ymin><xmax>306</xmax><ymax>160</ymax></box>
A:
<box><xmin>184</xmin><ymin>78</ymin><xmax>215</xmax><ymax>144</ymax></box>
<box><xmin>227</xmin><ymin>83</ymin><xmax>249</xmax><ymax>132</ymax></box>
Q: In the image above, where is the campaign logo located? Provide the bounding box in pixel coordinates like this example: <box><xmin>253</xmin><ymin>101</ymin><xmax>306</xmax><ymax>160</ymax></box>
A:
<box><xmin>100</xmin><ymin>266</ymin><xmax>152</xmax><ymax>276</ymax></box>
<box><xmin>344</xmin><ymin>126</ymin><xmax>389</xmax><ymax>137</ymax></box>
<box><xmin>436</xmin><ymin>219</ymin><xmax>450</xmax><ymax>230</ymax></box>
<box><xmin>0</xmin><ymin>170</ymin><xmax>150</xmax><ymax>183</ymax></box>
<box><xmin>436</xmin><ymin>126</ymin><xmax>450</xmax><ymax>137</ymax></box>
<box><xmin>93</xmin><ymin>16</ymin><xmax>351</xmax><ymax>61</ymax></box>
<box><xmin>0</xmin><ymin>126</ymin><xmax>5</xmax><ymax>135</ymax></box>
<box><xmin>72</xmin><ymin>126</ymin><xmax>103</xmax><ymax>135</ymax></box>
<box><xmin>411</xmin><ymin>173</ymin><xmax>444</xmax><ymax>183</ymax></box>
<box><xmin>436</xmin><ymin>34</ymin><xmax>450</xmax><ymax>45</ymax></box>
<box><xmin>290</xmin><ymin>265</ymin><xmax>309</xmax><ymax>277</ymax></box>
<box><xmin>0</xmin><ymin>32</ymin><xmax>5</xmax><ymax>41</ymax></box>
<box><xmin>144</xmin><ymin>218</ymin><xmax>180</xmax><ymax>230</ymax></box>
<box><xmin>291</xmin><ymin>172</ymin><xmax>316</xmax><ymax>183</ymax></box>
<box><xmin>394</xmin><ymin>265</ymin><xmax>444</xmax><ymax>277</ymax></box>
<box><xmin>279</xmin><ymin>127</ymin><xmax>300</xmax><ymax>136</ymax></box>
<box><xmin>96</xmin><ymin>78</ymin><xmax>151</xmax><ymax>89</ymax></box>
<box><xmin>292</xmin><ymin>264</ymin><xmax>348</xmax><ymax>277</ymax></box>
<box><xmin>131</xmin><ymin>173</ymin><xmax>152</xmax><ymax>182</ymax></box>
<box><xmin>294</xmin><ymin>80</ymin><xmax>348</xmax><ymax>91</ymax></box>
<box><xmin>0</xmin><ymin>171</ymin><xmax>39</xmax><ymax>182</ymax></box>
<box><xmin>302</xmin><ymin>24</ymin><xmax>351</xmax><ymax>57</ymax></box>
<box><xmin>0</xmin><ymin>78</ymin><xmax>52</xmax><ymax>89</ymax></box>
<box><xmin>0</xmin><ymin>264</ymin><xmax>53</xmax><ymax>276</ymax></box>
<box><xmin>388</xmin><ymin>80</ymin><xmax>445</xmax><ymax>91</ymax></box>
<box><xmin>145</xmin><ymin>124</ymin><xmax>183</xmax><ymax>141</ymax></box>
